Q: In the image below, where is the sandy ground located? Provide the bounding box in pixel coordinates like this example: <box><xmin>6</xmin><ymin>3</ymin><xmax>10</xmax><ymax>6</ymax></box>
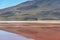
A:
<box><xmin>0</xmin><ymin>22</ymin><xmax>60</xmax><ymax>40</ymax></box>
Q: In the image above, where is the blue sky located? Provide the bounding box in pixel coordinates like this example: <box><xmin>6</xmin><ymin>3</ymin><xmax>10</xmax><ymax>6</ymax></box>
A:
<box><xmin>0</xmin><ymin>0</ymin><xmax>28</xmax><ymax>9</ymax></box>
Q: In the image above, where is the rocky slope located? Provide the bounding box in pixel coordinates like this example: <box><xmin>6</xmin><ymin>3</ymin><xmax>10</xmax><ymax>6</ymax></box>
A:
<box><xmin>0</xmin><ymin>0</ymin><xmax>60</xmax><ymax>21</ymax></box>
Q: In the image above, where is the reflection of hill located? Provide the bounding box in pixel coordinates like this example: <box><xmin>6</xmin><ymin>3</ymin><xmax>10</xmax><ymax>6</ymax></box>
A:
<box><xmin>0</xmin><ymin>23</ymin><xmax>60</xmax><ymax>40</ymax></box>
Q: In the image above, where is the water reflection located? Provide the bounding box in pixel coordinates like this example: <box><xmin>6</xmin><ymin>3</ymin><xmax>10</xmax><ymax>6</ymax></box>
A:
<box><xmin>0</xmin><ymin>30</ymin><xmax>33</xmax><ymax>40</ymax></box>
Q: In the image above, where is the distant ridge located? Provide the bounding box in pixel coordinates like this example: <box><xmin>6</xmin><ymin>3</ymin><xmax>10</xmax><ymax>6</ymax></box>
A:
<box><xmin>0</xmin><ymin>0</ymin><xmax>60</xmax><ymax>21</ymax></box>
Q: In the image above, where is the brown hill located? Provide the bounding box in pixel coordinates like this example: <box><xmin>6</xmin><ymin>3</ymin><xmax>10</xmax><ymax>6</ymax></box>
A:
<box><xmin>0</xmin><ymin>0</ymin><xmax>60</xmax><ymax>21</ymax></box>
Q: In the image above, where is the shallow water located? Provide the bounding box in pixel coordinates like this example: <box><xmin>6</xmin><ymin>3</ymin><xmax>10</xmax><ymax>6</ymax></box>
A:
<box><xmin>0</xmin><ymin>30</ymin><xmax>33</xmax><ymax>40</ymax></box>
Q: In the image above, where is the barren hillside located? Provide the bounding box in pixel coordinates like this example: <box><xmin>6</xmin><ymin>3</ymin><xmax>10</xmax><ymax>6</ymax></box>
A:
<box><xmin>0</xmin><ymin>0</ymin><xmax>60</xmax><ymax>21</ymax></box>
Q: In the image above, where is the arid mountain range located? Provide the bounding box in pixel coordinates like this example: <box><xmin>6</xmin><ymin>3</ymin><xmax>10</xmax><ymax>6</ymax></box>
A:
<box><xmin>0</xmin><ymin>0</ymin><xmax>60</xmax><ymax>21</ymax></box>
